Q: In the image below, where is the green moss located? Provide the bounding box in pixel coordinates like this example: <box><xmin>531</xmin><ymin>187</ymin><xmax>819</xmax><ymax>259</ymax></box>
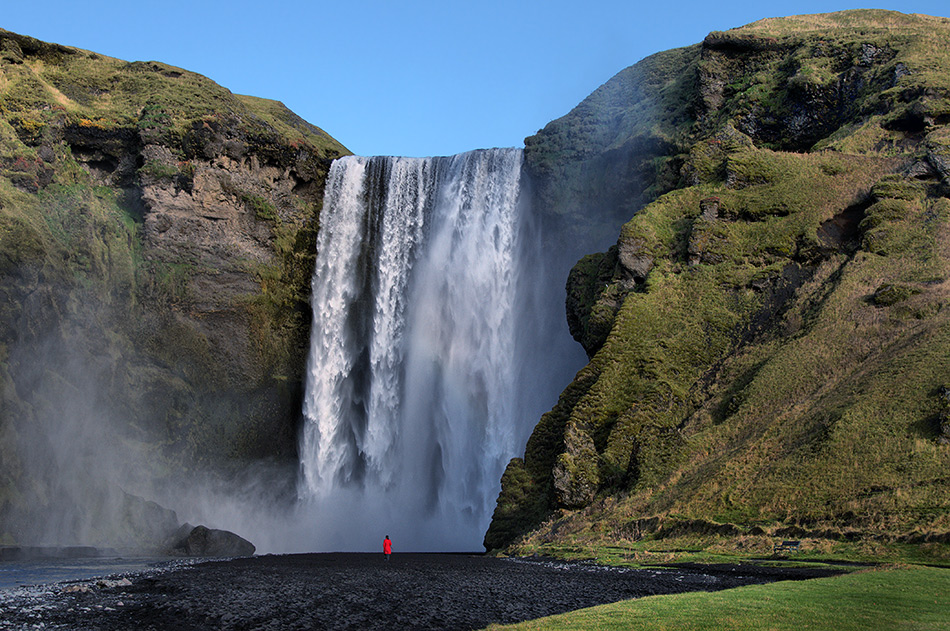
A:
<box><xmin>860</xmin><ymin>198</ymin><xmax>910</xmax><ymax>230</ymax></box>
<box><xmin>725</xmin><ymin>149</ymin><xmax>785</xmax><ymax>188</ymax></box>
<box><xmin>235</xmin><ymin>94</ymin><xmax>345</xmax><ymax>157</ymax></box>
<box><xmin>565</xmin><ymin>249</ymin><xmax>622</xmax><ymax>354</ymax></box>
<box><xmin>872</xmin><ymin>175</ymin><xmax>926</xmax><ymax>201</ymax></box>
<box><xmin>241</xmin><ymin>193</ymin><xmax>279</xmax><ymax>222</ymax></box>
<box><xmin>138</xmin><ymin>159</ymin><xmax>179</xmax><ymax>180</ymax></box>
<box><xmin>871</xmin><ymin>283</ymin><xmax>923</xmax><ymax>306</ymax></box>
<box><xmin>484</xmin><ymin>458</ymin><xmax>551</xmax><ymax>551</ymax></box>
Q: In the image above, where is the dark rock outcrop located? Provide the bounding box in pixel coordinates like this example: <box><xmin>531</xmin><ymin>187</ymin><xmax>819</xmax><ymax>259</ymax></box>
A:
<box><xmin>169</xmin><ymin>524</ymin><xmax>256</xmax><ymax>557</ymax></box>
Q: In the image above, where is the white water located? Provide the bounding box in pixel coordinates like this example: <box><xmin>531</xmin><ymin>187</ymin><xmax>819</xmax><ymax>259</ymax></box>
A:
<box><xmin>299</xmin><ymin>148</ymin><xmax>581</xmax><ymax>551</ymax></box>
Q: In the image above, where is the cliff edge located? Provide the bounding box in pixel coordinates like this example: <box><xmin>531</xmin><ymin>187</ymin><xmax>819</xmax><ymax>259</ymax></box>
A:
<box><xmin>0</xmin><ymin>28</ymin><xmax>347</xmax><ymax>547</ymax></box>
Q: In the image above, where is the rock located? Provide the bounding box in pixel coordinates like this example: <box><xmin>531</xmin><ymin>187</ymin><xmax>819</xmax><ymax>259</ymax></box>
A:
<box><xmin>96</xmin><ymin>578</ymin><xmax>132</xmax><ymax>589</ymax></box>
<box><xmin>860</xmin><ymin>42</ymin><xmax>886</xmax><ymax>66</ymax></box>
<box><xmin>169</xmin><ymin>525</ymin><xmax>256</xmax><ymax>557</ymax></box>
<box><xmin>565</xmin><ymin>248</ymin><xmax>624</xmax><ymax>357</ymax></box>
<box><xmin>119</xmin><ymin>491</ymin><xmax>182</xmax><ymax>551</ymax></box>
<box><xmin>63</xmin><ymin>583</ymin><xmax>92</xmax><ymax>593</ymax></box>
<box><xmin>927</xmin><ymin>146</ymin><xmax>950</xmax><ymax>183</ymax></box>
<box><xmin>552</xmin><ymin>425</ymin><xmax>599</xmax><ymax>508</ymax></box>
<box><xmin>617</xmin><ymin>236</ymin><xmax>653</xmax><ymax>283</ymax></box>
<box><xmin>699</xmin><ymin>196</ymin><xmax>720</xmax><ymax>220</ymax></box>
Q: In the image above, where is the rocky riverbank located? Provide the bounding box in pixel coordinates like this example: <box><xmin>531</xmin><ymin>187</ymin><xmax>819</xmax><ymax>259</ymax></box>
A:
<box><xmin>0</xmin><ymin>553</ymin><xmax>845</xmax><ymax>630</ymax></box>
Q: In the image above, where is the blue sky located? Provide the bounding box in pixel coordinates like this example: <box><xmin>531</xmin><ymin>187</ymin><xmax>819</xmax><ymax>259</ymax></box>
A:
<box><xmin>3</xmin><ymin>2</ymin><xmax>948</xmax><ymax>157</ymax></box>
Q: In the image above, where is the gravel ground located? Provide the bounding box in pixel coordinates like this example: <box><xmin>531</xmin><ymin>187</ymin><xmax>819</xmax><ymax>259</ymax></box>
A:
<box><xmin>0</xmin><ymin>553</ymin><xmax>844</xmax><ymax>630</ymax></box>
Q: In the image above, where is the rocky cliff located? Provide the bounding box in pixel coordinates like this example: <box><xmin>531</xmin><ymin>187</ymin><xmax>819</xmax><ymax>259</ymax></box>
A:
<box><xmin>0</xmin><ymin>29</ymin><xmax>346</xmax><ymax>547</ymax></box>
<box><xmin>486</xmin><ymin>10</ymin><xmax>950</xmax><ymax>558</ymax></box>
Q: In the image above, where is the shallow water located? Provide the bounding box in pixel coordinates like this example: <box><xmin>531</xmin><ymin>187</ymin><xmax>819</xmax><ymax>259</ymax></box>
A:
<box><xmin>0</xmin><ymin>557</ymin><xmax>174</xmax><ymax>590</ymax></box>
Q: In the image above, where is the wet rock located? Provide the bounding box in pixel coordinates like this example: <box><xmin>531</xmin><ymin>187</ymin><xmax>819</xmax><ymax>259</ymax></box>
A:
<box><xmin>169</xmin><ymin>525</ymin><xmax>255</xmax><ymax>557</ymax></box>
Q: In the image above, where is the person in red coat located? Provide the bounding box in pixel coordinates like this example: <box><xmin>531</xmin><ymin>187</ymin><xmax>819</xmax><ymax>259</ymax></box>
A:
<box><xmin>383</xmin><ymin>535</ymin><xmax>392</xmax><ymax>560</ymax></box>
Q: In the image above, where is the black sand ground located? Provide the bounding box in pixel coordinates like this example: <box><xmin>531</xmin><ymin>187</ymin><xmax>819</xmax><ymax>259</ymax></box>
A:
<box><xmin>0</xmin><ymin>553</ymin><xmax>844</xmax><ymax>630</ymax></box>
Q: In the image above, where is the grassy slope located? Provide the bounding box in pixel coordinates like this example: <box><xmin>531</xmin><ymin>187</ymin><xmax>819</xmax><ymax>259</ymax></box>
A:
<box><xmin>486</xmin><ymin>564</ymin><xmax>950</xmax><ymax>631</ymax></box>
<box><xmin>487</xmin><ymin>10</ymin><xmax>950</xmax><ymax>559</ymax></box>
<box><xmin>0</xmin><ymin>30</ymin><xmax>344</xmax><ymax>151</ymax></box>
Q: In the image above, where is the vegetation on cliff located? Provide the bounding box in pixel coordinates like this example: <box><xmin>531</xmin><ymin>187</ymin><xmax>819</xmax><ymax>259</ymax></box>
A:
<box><xmin>0</xmin><ymin>28</ymin><xmax>347</xmax><ymax>546</ymax></box>
<box><xmin>486</xmin><ymin>10</ymin><xmax>950</xmax><ymax>560</ymax></box>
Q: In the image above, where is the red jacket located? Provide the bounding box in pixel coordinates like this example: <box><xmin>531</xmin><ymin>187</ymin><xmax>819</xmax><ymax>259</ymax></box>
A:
<box><xmin>383</xmin><ymin>538</ymin><xmax>392</xmax><ymax>554</ymax></box>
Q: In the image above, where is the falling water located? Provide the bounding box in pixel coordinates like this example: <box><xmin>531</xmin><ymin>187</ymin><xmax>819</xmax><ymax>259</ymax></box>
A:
<box><xmin>299</xmin><ymin>148</ymin><xmax>580</xmax><ymax>551</ymax></box>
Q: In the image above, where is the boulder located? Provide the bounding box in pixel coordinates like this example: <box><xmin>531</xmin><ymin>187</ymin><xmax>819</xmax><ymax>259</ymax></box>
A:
<box><xmin>169</xmin><ymin>524</ymin><xmax>255</xmax><ymax>557</ymax></box>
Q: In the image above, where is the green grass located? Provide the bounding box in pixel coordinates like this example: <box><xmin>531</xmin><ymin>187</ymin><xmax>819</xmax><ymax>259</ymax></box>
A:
<box><xmin>507</xmin><ymin>533</ymin><xmax>950</xmax><ymax>569</ymax></box>
<box><xmin>485</xmin><ymin>565</ymin><xmax>950</xmax><ymax>630</ymax></box>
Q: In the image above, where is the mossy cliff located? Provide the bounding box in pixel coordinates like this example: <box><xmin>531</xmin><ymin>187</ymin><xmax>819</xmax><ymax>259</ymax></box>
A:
<box><xmin>0</xmin><ymin>29</ymin><xmax>347</xmax><ymax>546</ymax></box>
<box><xmin>486</xmin><ymin>10</ymin><xmax>950</xmax><ymax>557</ymax></box>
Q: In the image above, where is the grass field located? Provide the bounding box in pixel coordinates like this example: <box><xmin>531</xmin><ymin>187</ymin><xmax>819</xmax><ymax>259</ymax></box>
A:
<box><xmin>485</xmin><ymin>564</ymin><xmax>950</xmax><ymax>630</ymax></box>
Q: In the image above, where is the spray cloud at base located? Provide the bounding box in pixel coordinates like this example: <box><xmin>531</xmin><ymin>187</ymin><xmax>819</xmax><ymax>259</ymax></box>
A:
<box><xmin>0</xmin><ymin>280</ymin><xmax>301</xmax><ymax>554</ymax></box>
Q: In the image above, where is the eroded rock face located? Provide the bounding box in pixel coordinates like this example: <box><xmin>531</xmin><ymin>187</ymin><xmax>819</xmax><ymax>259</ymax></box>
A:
<box><xmin>697</xmin><ymin>29</ymin><xmax>904</xmax><ymax>152</ymax></box>
<box><xmin>140</xmin><ymin>149</ymin><xmax>285</xmax><ymax>267</ymax></box>
<box><xmin>134</xmin><ymin>143</ymin><xmax>314</xmax><ymax>387</ymax></box>
<box><xmin>617</xmin><ymin>236</ymin><xmax>653</xmax><ymax>283</ymax></box>
<box><xmin>565</xmin><ymin>248</ymin><xmax>622</xmax><ymax>358</ymax></box>
<box><xmin>0</xmin><ymin>29</ymin><xmax>348</xmax><ymax>548</ymax></box>
<box><xmin>55</xmin><ymin>118</ymin><xmax>333</xmax><ymax>456</ymax></box>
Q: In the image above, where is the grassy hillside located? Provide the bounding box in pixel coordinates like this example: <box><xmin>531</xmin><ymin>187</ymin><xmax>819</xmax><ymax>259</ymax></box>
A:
<box><xmin>486</xmin><ymin>10</ymin><xmax>950</xmax><ymax>560</ymax></box>
<box><xmin>0</xmin><ymin>28</ymin><xmax>347</xmax><ymax>547</ymax></box>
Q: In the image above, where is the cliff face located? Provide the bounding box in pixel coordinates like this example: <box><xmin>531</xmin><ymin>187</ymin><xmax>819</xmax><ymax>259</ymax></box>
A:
<box><xmin>0</xmin><ymin>29</ymin><xmax>347</xmax><ymax>546</ymax></box>
<box><xmin>523</xmin><ymin>44</ymin><xmax>698</xmax><ymax>256</ymax></box>
<box><xmin>486</xmin><ymin>10</ymin><xmax>950</xmax><ymax>555</ymax></box>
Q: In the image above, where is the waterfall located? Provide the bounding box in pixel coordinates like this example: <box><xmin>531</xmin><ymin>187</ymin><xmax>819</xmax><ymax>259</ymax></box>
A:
<box><xmin>299</xmin><ymin>148</ymin><xmax>581</xmax><ymax>551</ymax></box>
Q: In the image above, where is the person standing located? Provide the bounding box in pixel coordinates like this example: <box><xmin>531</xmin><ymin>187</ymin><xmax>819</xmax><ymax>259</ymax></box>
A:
<box><xmin>383</xmin><ymin>535</ymin><xmax>392</xmax><ymax>560</ymax></box>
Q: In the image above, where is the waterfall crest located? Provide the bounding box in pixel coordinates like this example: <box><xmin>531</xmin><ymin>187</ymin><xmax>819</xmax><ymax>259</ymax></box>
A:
<box><xmin>299</xmin><ymin>148</ymin><xmax>578</xmax><ymax>551</ymax></box>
